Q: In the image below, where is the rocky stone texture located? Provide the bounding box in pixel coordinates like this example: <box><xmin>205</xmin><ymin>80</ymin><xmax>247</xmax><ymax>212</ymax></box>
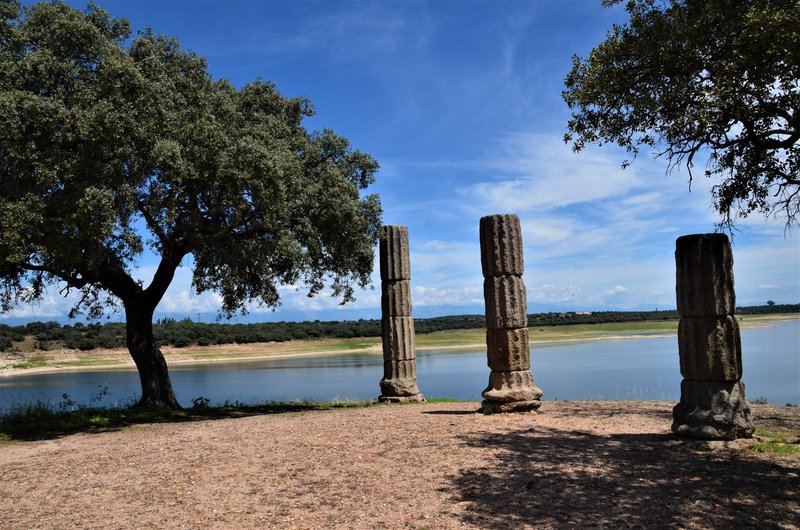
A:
<box><xmin>675</xmin><ymin>234</ymin><xmax>735</xmax><ymax>317</ymax></box>
<box><xmin>673</xmin><ymin>233</ymin><xmax>753</xmax><ymax>439</ymax></box>
<box><xmin>380</xmin><ymin>361</ymin><xmax>423</xmax><ymax>397</ymax></box>
<box><xmin>486</xmin><ymin>328</ymin><xmax>531</xmax><ymax>371</ymax></box>
<box><xmin>379</xmin><ymin>225</ymin><xmax>423</xmax><ymax>402</ymax></box>
<box><xmin>483</xmin><ymin>276</ymin><xmax>528</xmax><ymax>330</ymax></box>
<box><xmin>672</xmin><ymin>380</ymin><xmax>754</xmax><ymax>440</ymax></box>
<box><xmin>381</xmin><ymin>280</ymin><xmax>412</xmax><ymax>317</ymax></box>
<box><xmin>678</xmin><ymin>316</ymin><xmax>742</xmax><ymax>381</ymax></box>
<box><xmin>480</xmin><ymin>214</ymin><xmax>524</xmax><ymax>277</ymax></box>
<box><xmin>379</xmin><ymin>225</ymin><xmax>411</xmax><ymax>281</ymax></box>
<box><xmin>481</xmin><ymin>399</ymin><xmax>543</xmax><ymax>413</ymax></box>
<box><xmin>482</xmin><ymin>370</ymin><xmax>543</xmax><ymax>402</ymax></box>
<box><xmin>382</xmin><ymin>317</ymin><xmax>416</xmax><ymax>361</ymax></box>
<box><xmin>479</xmin><ymin>214</ymin><xmax>541</xmax><ymax>411</ymax></box>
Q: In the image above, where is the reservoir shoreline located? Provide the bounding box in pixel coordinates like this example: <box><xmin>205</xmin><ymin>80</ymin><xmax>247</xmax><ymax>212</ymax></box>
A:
<box><xmin>1</xmin><ymin>314</ymin><xmax>795</xmax><ymax>379</ymax></box>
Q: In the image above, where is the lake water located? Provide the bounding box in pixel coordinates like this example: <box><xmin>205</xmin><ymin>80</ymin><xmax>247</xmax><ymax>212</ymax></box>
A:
<box><xmin>1</xmin><ymin>320</ymin><xmax>797</xmax><ymax>412</ymax></box>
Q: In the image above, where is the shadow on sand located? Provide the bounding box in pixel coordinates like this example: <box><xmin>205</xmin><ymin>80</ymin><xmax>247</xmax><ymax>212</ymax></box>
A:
<box><xmin>445</xmin><ymin>421</ymin><xmax>799</xmax><ymax>528</ymax></box>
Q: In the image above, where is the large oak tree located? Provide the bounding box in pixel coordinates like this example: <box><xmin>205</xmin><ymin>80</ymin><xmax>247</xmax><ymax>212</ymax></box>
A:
<box><xmin>0</xmin><ymin>1</ymin><xmax>382</xmax><ymax>409</ymax></box>
<box><xmin>563</xmin><ymin>0</ymin><xmax>799</xmax><ymax>227</ymax></box>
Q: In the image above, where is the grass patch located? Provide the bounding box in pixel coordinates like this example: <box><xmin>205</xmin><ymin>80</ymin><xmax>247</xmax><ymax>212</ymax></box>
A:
<box><xmin>416</xmin><ymin>329</ymin><xmax>485</xmax><ymax>348</ymax></box>
<box><xmin>179</xmin><ymin>337</ymin><xmax>382</xmax><ymax>359</ymax></box>
<box><xmin>752</xmin><ymin>428</ymin><xmax>800</xmax><ymax>458</ymax></box>
<box><xmin>424</xmin><ymin>397</ymin><xmax>469</xmax><ymax>404</ymax></box>
<box><xmin>9</xmin><ymin>355</ymin><xmax>49</xmax><ymax>369</ymax></box>
<box><xmin>0</xmin><ymin>398</ymin><xmax>374</xmax><ymax>442</ymax></box>
<box><xmin>480</xmin><ymin>401</ymin><xmax>496</xmax><ymax>415</ymax></box>
<box><xmin>415</xmin><ymin>321</ymin><xmax>683</xmax><ymax>350</ymax></box>
<box><xmin>54</xmin><ymin>358</ymin><xmax>123</xmax><ymax>367</ymax></box>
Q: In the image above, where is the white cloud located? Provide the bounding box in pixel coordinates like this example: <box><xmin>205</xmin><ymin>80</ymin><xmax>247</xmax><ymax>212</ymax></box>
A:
<box><xmin>158</xmin><ymin>289</ymin><xmax>223</xmax><ymax>314</ymax></box>
<box><xmin>602</xmin><ymin>285</ymin><xmax>629</xmax><ymax>296</ymax></box>
<box><xmin>0</xmin><ymin>286</ymin><xmax>83</xmax><ymax>320</ymax></box>
<box><xmin>410</xmin><ymin>240</ymin><xmax>483</xmax><ymax>288</ymax></box>
<box><xmin>413</xmin><ymin>285</ymin><xmax>483</xmax><ymax>307</ymax></box>
<box><xmin>527</xmin><ymin>284</ymin><xmax>583</xmax><ymax>304</ymax></box>
<box><xmin>249</xmin><ymin>4</ymin><xmax>433</xmax><ymax>63</ymax></box>
<box><xmin>458</xmin><ymin>134</ymin><xmax>643</xmax><ymax>214</ymax></box>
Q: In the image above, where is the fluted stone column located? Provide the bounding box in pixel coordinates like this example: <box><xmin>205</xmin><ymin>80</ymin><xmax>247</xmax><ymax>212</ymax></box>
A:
<box><xmin>480</xmin><ymin>214</ymin><xmax>542</xmax><ymax>412</ymax></box>
<box><xmin>672</xmin><ymin>233</ymin><xmax>753</xmax><ymax>440</ymax></box>
<box><xmin>378</xmin><ymin>225</ymin><xmax>424</xmax><ymax>403</ymax></box>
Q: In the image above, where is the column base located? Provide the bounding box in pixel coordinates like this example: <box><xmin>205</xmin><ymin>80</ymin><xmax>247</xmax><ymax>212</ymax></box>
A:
<box><xmin>380</xmin><ymin>376</ymin><xmax>421</xmax><ymax>398</ymax></box>
<box><xmin>480</xmin><ymin>399</ymin><xmax>541</xmax><ymax>414</ymax></box>
<box><xmin>378</xmin><ymin>394</ymin><xmax>426</xmax><ymax>403</ymax></box>
<box><xmin>672</xmin><ymin>379</ymin><xmax>754</xmax><ymax>440</ymax></box>
<box><xmin>481</xmin><ymin>369</ymin><xmax>543</xmax><ymax>402</ymax></box>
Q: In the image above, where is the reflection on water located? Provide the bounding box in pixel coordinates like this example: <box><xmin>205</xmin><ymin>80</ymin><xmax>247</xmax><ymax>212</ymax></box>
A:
<box><xmin>1</xmin><ymin>320</ymin><xmax>797</xmax><ymax>411</ymax></box>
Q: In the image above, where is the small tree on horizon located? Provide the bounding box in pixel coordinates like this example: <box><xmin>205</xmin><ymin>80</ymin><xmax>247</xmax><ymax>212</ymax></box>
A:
<box><xmin>0</xmin><ymin>1</ymin><xmax>382</xmax><ymax>409</ymax></box>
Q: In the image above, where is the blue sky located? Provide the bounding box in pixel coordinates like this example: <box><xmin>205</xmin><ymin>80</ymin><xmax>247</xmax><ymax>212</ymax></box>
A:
<box><xmin>6</xmin><ymin>0</ymin><xmax>799</xmax><ymax>323</ymax></box>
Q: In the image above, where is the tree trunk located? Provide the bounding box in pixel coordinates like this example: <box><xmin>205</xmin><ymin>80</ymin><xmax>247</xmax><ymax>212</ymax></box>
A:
<box><xmin>125</xmin><ymin>299</ymin><xmax>181</xmax><ymax>410</ymax></box>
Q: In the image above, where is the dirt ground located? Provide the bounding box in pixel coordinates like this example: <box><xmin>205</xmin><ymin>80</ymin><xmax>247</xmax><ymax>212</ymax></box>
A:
<box><xmin>1</xmin><ymin>401</ymin><xmax>798</xmax><ymax>529</ymax></box>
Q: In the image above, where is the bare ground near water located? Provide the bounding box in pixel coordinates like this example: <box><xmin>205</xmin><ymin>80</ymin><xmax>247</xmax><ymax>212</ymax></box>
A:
<box><xmin>1</xmin><ymin>401</ymin><xmax>798</xmax><ymax>529</ymax></box>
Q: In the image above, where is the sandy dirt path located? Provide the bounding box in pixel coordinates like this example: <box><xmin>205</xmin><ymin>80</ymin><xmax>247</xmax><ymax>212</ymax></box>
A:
<box><xmin>1</xmin><ymin>401</ymin><xmax>798</xmax><ymax>529</ymax></box>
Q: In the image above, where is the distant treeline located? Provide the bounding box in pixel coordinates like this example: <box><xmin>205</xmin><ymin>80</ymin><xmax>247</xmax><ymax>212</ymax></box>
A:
<box><xmin>1</xmin><ymin>304</ymin><xmax>797</xmax><ymax>352</ymax></box>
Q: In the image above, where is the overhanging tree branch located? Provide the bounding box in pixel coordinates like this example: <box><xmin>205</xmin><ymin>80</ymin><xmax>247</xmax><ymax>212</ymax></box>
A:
<box><xmin>563</xmin><ymin>0</ymin><xmax>800</xmax><ymax>229</ymax></box>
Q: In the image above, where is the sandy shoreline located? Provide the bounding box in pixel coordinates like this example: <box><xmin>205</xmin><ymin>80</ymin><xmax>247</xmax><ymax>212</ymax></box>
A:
<box><xmin>1</xmin><ymin>316</ymin><xmax>795</xmax><ymax>379</ymax></box>
<box><xmin>0</xmin><ymin>332</ymin><xmax>674</xmax><ymax>379</ymax></box>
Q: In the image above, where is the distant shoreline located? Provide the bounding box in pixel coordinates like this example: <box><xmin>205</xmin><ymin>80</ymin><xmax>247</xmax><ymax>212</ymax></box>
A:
<box><xmin>1</xmin><ymin>314</ymin><xmax>796</xmax><ymax>379</ymax></box>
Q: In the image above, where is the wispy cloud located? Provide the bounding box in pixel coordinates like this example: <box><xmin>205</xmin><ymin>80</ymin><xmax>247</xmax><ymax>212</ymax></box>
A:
<box><xmin>413</xmin><ymin>285</ymin><xmax>482</xmax><ymax>307</ymax></box>
<box><xmin>410</xmin><ymin>240</ymin><xmax>482</xmax><ymax>288</ymax></box>
<box><xmin>457</xmin><ymin>134</ymin><xmax>644</xmax><ymax>214</ymax></box>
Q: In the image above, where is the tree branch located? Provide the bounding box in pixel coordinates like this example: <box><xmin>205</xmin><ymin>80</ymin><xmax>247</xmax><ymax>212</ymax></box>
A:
<box><xmin>137</xmin><ymin>200</ymin><xmax>170</xmax><ymax>249</ymax></box>
<box><xmin>143</xmin><ymin>253</ymin><xmax>185</xmax><ymax>308</ymax></box>
<box><xmin>19</xmin><ymin>261</ymin><xmax>92</xmax><ymax>289</ymax></box>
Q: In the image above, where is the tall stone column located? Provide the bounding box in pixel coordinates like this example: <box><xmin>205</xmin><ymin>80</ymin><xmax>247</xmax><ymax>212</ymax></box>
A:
<box><xmin>480</xmin><ymin>214</ymin><xmax>542</xmax><ymax>412</ymax></box>
<box><xmin>672</xmin><ymin>233</ymin><xmax>754</xmax><ymax>440</ymax></box>
<box><xmin>378</xmin><ymin>225</ymin><xmax>424</xmax><ymax>403</ymax></box>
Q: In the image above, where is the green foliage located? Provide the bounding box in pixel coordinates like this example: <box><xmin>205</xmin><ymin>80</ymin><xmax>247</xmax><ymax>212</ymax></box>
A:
<box><xmin>0</xmin><ymin>1</ymin><xmax>381</xmax><ymax>408</ymax></box>
<box><xmin>564</xmin><ymin>0</ymin><xmax>800</xmax><ymax>227</ymax></box>
<box><xmin>737</xmin><ymin>303</ymin><xmax>800</xmax><ymax>315</ymax></box>
<box><xmin>190</xmin><ymin>396</ymin><xmax>211</xmax><ymax>409</ymax></box>
<box><xmin>0</xmin><ymin>0</ymin><xmax>381</xmax><ymax>318</ymax></box>
<box><xmin>1</xmin><ymin>304</ymin><xmax>796</xmax><ymax>351</ymax></box>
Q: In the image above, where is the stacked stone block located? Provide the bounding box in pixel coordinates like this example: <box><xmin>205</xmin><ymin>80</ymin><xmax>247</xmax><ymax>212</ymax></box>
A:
<box><xmin>480</xmin><ymin>214</ymin><xmax>542</xmax><ymax>412</ymax></box>
<box><xmin>378</xmin><ymin>225</ymin><xmax>424</xmax><ymax>403</ymax></box>
<box><xmin>672</xmin><ymin>233</ymin><xmax>753</xmax><ymax>440</ymax></box>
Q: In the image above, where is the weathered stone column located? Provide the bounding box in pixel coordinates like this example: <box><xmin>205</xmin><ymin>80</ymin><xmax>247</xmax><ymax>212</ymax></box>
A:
<box><xmin>480</xmin><ymin>214</ymin><xmax>542</xmax><ymax>412</ymax></box>
<box><xmin>378</xmin><ymin>225</ymin><xmax>424</xmax><ymax>403</ymax></box>
<box><xmin>672</xmin><ymin>233</ymin><xmax>753</xmax><ymax>440</ymax></box>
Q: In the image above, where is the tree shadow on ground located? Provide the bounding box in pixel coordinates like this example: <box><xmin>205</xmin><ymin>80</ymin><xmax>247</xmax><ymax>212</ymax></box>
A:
<box><xmin>445</xmin><ymin>425</ymin><xmax>799</xmax><ymax>528</ymax></box>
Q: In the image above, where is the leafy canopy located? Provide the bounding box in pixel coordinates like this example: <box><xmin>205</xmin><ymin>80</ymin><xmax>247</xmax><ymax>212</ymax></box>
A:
<box><xmin>0</xmin><ymin>0</ymin><xmax>382</xmax><ymax>318</ymax></box>
<box><xmin>564</xmin><ymin>0</ymin><xmax>800</xmax><ymax>228</ymax></box>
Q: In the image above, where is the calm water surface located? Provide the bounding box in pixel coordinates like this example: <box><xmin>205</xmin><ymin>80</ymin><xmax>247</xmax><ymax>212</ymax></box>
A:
<box><xmin>1</xmin><ymin>320</ymin><xmax>797</xmax><ymax>412</ymax></box>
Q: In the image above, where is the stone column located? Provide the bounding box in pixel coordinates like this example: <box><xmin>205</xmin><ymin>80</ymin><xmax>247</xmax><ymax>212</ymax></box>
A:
<box><xmin>480</xmin><ymin>214</ymin><xmax>542</xmax><ymax>412</ymax></box>
<box><xmin>672</xmin><ymin>233</ymin><xmax>753</xmax><ymax>440</ymax></box>
<box><xmin>378</xmin><ymin>225</ymin><xmax>424</xmax><ymax>403</ymax></box>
